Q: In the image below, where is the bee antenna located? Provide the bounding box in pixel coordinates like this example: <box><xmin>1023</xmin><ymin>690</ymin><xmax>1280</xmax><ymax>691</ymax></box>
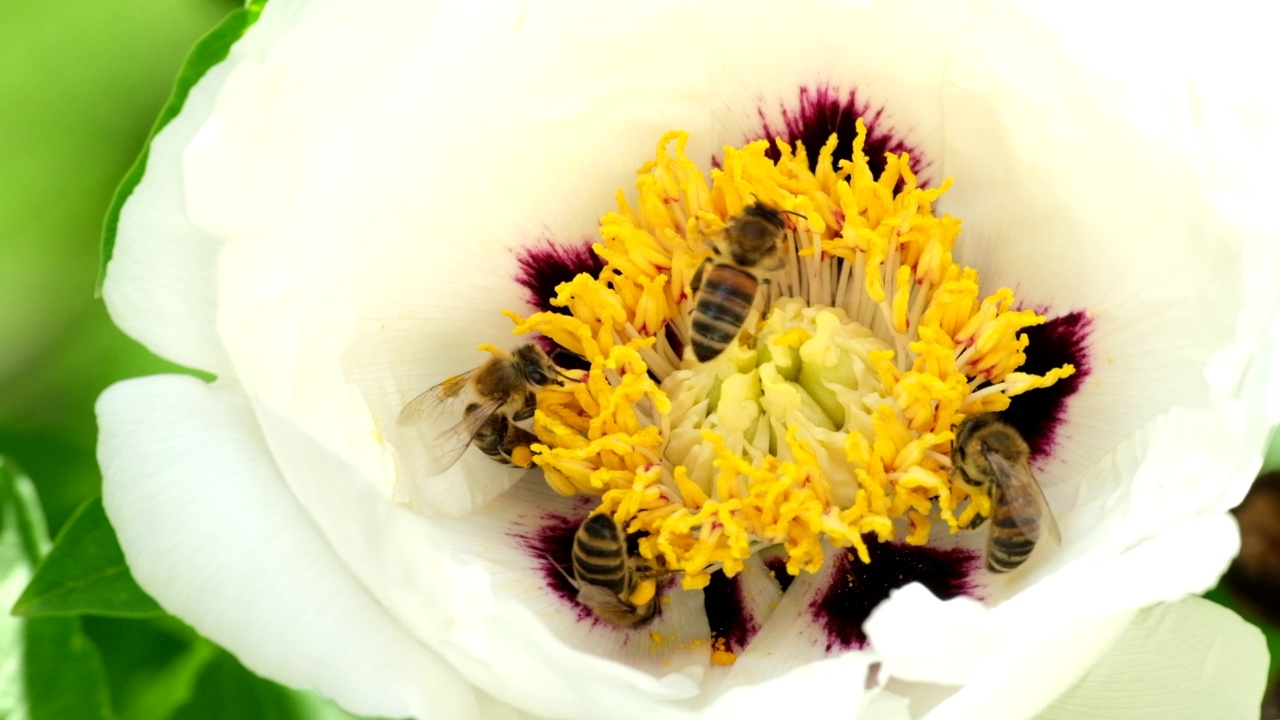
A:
<box><xmin>548</xmin><ymin>347</ymin><xmax>575</xmax><ymax>365</ymax></box>
<box><xmin>548</xmin><ymin>348</ymin><xmax>584</xmax><ymax>381</ymax></box>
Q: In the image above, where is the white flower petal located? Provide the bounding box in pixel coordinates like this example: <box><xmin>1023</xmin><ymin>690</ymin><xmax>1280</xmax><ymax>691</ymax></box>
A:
<box><xmin>705</xmin><ymin>559</ymin><xmax>844</xmax><ymax>688</ymax></box>
<box><xmin>922</xmin><ymin>609</ymin><xmax>1135</xmax><ymax>720</ymax></box>
<box><xmin>1038</xmin><ymin>597</ymin><xmax>1268</xmax><ymax>720</ymax></box>
<box><xmin>104</xmin><ymin>58</ymin><xmax>239</xmax><ymax>376</ymax></box>
<box><xmin>179</xmin><ymin>0</ymin><xmax>729</xmax><ymax>515</ymax></box>
<box><xmin>866</xmin><ymin>407</ymin><xmax>1250</xmax><ymax>694</ymax></box>
<box><xmin>95</xmin><ymin>374</ymin><xmax>493</xmax><ymax>719</ymax></box>
<box><xmin>698</xmin><ymin>559</ymin><xmax>879</xmax><ymax>716</ymax></box>
<box><xmin>937</xmin><ymin>0</ymin><xmax>1279</xmax><ymax>511</ymax></box>
<box><xmin>246</xmin><ymin>400</ymin><xmax>709</xmax><ymax>719</ymax></box>
<box><xmin>102</xmin><ymin>0</ymin><xmax>320</xmax><ymax>376</ymax></box>
<box><xmin>1063</xmin><ymin>407</ymin><xmax>1266</xmax><ymax>558</ymax></box>
<box><xmin>863</xmin><ymin>514</ymin><xmax>1243</xmax><ymax>718</ymax></box>
<box><xmin>708</xmin><ymin>0</ymin><xmax>966</xmax><ymax>178</ymax></box>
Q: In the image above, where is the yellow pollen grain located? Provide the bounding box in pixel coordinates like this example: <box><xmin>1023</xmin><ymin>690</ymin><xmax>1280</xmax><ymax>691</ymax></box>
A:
<box><xmin>629</xmin><ymin>578</ymin><xmax>657</xmax><ymax>606</ymax></box>
<box><xmin>510</xmin><ymin>445</ymin><xmax>533</xmax><ymax>468</ymax></box>
<box><xmin>497</xmin><ymin>120</ymin><xmax>1073</xmax><ymax>586</ymax></box>
<box><xmin>711</xmin><ymin>638</ymin><xmax>737</xmax><ymax>666</ymax></box>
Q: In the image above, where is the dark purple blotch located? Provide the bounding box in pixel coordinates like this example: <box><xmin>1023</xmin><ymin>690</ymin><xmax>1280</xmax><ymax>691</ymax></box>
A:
<box><xmin>1001</xmin><ymin>311</ymin><xmax>1093</xmax><ymax>461</ymax></box>
<box><xmin>518</xmin><ymin>513</ymin><xmax>586</xmax><ymax>617</ymax></box>
<box><xmin>514</xmin><ymin>239</ymin><xmax>605</xmax><ymax>315</ymax></box>
<box><xmin>513</xmin><ymin>239</ymin><xmax>604</xmax><ymax>372</ymax></box>
<box><xmin>703</xmin><ymin>571</ymin><xmax>759</xmax><ymax>653</ymax></box>
<box><xmin>763</xmin><ymin>556</ymin><xmax>796</xmax><ymax>593</ymax></box>
<box><xmin>755</xmin><ymin>85</ymin><xmax>925</xmax><ymax>181</ymax></box>
<box><xmin>811</xmin><ymin>540</ymin><xmax>980</xmax><ymax>651</ymax></box>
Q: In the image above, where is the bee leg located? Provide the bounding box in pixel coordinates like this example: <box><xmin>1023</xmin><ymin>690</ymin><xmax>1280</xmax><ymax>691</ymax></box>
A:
<box><xmin>512</xmin><ymin>394</ymin><xmax>537</xmax><ymax>422</ymax></box>
<box><xmin>759</xmin><ymin>277</ymin><xmax>774</xmax><ymax>323</ymax></box>
<box><xmin>690</xmin><ymin>257</ymin><xmax>712</xmax><ymax>297</ymax></box>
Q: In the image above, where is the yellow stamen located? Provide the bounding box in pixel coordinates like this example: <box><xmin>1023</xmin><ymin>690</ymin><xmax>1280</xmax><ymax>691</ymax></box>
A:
<box><xmin>498</xmin><ymin>121</ymin><xmax>1071</xmax><ymax>589</ymax></box>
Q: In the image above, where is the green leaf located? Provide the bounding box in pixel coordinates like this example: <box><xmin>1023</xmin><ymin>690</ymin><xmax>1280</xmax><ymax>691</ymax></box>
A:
<box><xmin>1206</xmin><ymin>582</ymin><xmax>1280</xmax><ymax>682</ymax></box>
<box><xmin>97</xmin><ymin>0</ymin><xmax>268</xmax><ymax>294</ymax></box>
<box><xmin>124</xmin><ymin>640</ymin><xmax>217</xmax><ymax>720</ymax></box>
<box><xmin>0</xmin><ymin>459</ymin><xmax>115</xmax><ymax>720</ymax></box>
<box><xmin>167</xmin><ymin>646</ymin><xmax>395</xmax><ymax>720</ymax></box>
<box><xmin>23</xmin><ymin>618</ymin><xmax>115</xmax><ymax>720</ymax></box>
<box><xmin>169</xmin><ymin>651</ymin><xmax>303</xmax><ymax>720</ymax></box>
<box><xmin>90</xmin><ymin>622</ymin><xmax>217</xmax><ymax>720</ymax></box>
<box><xmin>0</xmin><ymin>458</ymin><xmax>48</xmax><ymax>567</ymax></box>
<box><xmin>13</xmin><ymin>496</ymin><xmax>161</xmax><ymax>618</ymax></box>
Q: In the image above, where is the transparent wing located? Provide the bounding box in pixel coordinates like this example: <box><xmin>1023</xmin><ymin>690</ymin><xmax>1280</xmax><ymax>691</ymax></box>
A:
<box><xmin>420</xmin><ymin>396</ymin><xmax>504</xmax><ymax>477</ymax></box>
<box><xmin>984</xmin><ymin>450</ymin><xmax>1062</xmax><ymax>546</ymax></box>
<box><xmin>575</xmin><ymin>583</ymin><xmax>634</xmax><ymax>615</ymax></box>
<box><xmin>396</xmin><ymin>369</ymin><xmax>475</xmax><ymax>428</ymax></box>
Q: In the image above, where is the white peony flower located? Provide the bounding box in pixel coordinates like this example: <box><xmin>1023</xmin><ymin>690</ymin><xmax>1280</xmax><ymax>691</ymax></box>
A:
<box><xmin>97</xmin><ymin>1</ymin><xmax>1280</xmax><ymax>718</ymax></box>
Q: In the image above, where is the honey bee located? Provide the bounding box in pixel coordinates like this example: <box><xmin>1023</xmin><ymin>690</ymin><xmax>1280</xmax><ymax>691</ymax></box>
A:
<box><xmin>567</xmin><ymin>513</ymin><xmax>660</xmax><ymax>627</ymax></box>
<box><xmin>689</xmin><ymin>201</ymin><xmax>790</xmax><ymax>362</ymax></box>
<box><xmin>471</xmin><ymin>410</ymin><xmax>539</xmax><ymax>468</ymax></box>
<box><xmin>951</xmin><ymin>412</ymin><xmax>1061</xmax><ymax>572</ymax></box>
<box><xmin>398</xmin><ymin>344</ymin><xmax>563</xmax><ymax>475</ymax></box>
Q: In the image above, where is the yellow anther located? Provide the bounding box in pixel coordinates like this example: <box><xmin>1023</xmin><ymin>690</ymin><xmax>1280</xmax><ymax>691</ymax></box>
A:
<box><xmin>891</xmin><ymin>265</ymin><xmax>914</xmax><ymax>334</ymax></box>
<box><xmin>500</xmin><ymin>120</ymin><xmax>1072</xmax><ymax>586</ymax></box>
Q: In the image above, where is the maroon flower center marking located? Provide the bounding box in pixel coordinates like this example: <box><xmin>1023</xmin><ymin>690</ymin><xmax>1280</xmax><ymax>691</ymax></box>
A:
<box><xmin>514</xmin><ymin>239</ymin><xmax>604</xmax><ymax>315</ymax></box>
<box><xmin>518</xmin><ymin>513</ymin><xmax>585</xmax><ymax>613</ymax></box>
<box><xmin>1002</xmin><ymin>311</ymin><xmax>1093</xmax><ymax>461</ymax></box>
<box><xmin>703</xmin><ymin>571</ymin><xmax>759</xmax><ymax>653</ymax></box>
<box><xmin>755</xmin><ymin>85</ymin><xmax>926</xmax><ymax>180</ymax></box>
<box><xmin>764</xmin><ymin>556</ymin><xmax>796</xmax><ymax>593</ymax></box>
<box><xmin>514</xmin><ymin>239</ymin><xmax>603</xmax><ymax>369</ymax></box>
<box><xmin>811</xmin><ymin>541</ymin><xmax>980</xmax><ymax>651</ymax></box>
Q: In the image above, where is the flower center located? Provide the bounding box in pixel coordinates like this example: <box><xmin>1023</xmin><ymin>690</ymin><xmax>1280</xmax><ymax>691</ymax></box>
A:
<box><xmin>504</xmin><ymin>122</ymin><xmax>1073</xmax><ymax>592</ymax></box>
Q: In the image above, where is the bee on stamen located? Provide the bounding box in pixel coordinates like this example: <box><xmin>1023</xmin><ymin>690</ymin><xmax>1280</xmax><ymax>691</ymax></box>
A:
<box><xmin>398</xmin><ymin>343</ymin><xmax>566</xmax><ymax>475</ymax></box>
<box><xmin>688</xmin><ymin>201</ymin><xmax>795</xmax><ymax>363</ymax></box>
<box><xmin>562</xmin><ymin>513</ymin><xmax>661</xmax><ymax>627</ymax></box>
<box><xmin>951</xmin><ymin>412</ymin><xmax>1061</xmax><ymax>572</ymax></box>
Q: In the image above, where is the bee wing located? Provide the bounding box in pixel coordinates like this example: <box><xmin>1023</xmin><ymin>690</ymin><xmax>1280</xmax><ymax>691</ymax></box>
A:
<box><xmin>575</xmin><ymin>583</ymin><xmax>634</xmax><ymax>614</ymax></box>
<box><xmin>397</xmin><ymin>370</ymin><xmax>476</xmax><ymax>428</ymax></box>
<box><xmin>983</xmin><ymin>450</ymin><xmax>1062</xmax><ymax>546</ymax></box>
<box><xmin>420</xmin><ymin>396</ymin><xmax>504</xmax><ymax>477</ymax></box>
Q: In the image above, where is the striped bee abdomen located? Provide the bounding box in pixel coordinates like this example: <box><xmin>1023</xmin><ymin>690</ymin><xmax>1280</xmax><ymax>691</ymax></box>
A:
<box><xmin>572</xmin><ymin>513</ymin><xmax>628</xmax><ymax>595</ymax></box>
<box><xmin>986</xmin><ymin>488</ymin><xmax>1042</xmax><ymax>573</ymax></box>
<box><xmin>691</xmin><ymin>264</ymin><xmax>760</xmax><ymax>362</ymax></box>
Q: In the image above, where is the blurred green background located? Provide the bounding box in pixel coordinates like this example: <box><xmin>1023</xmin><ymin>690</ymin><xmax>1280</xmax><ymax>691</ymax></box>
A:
<box><xmin>1</xmin><ymin>2</ymin><xmax>1276</xmax><ymax>719</ymax></box>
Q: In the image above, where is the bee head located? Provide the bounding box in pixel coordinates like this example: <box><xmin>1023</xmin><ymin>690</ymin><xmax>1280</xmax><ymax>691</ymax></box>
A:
<box><xmin>729</xmin><ymin>202</ymin><xmax>787</xmax><ymax>265</ymax></box>
<box><xmin>513</xmin><ymin>343</ymin><xmax>574</xmax><ymax>388</ymax></box>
